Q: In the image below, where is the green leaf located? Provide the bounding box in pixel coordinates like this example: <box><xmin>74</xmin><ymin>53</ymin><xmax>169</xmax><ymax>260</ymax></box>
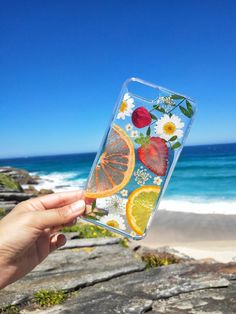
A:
<box><xmin>169</xmin><ymin>135</ymin><xmax>177</xmax><ymax>142</ymax></box>
<box><xmin>84</xmin><ymin>215</ymin><xmax>98</xmax><ymax>220</ymax></box>
<box><xmin>91</xmin><ymin>200</ymin><xmax>96</xmax><ymax>210</ymax></box>
<box><xmin>146</xmin><ymin>126</ymin><xmax>151</xmax><ymax>136</ymax></box>
<box><xmin>172</xmin><ymin>142</ymin><xmax>182</xmax><ymax>149</ymax></box>
<box><xmin>134</xmin><ymin>138</ymin><xmax>142</xmax><ymax>144</ymax></box>
<box><xmin>153</xmin><ymin>105</ymin><xmax>166</xmax><ymax>114</ymax></box>
<box><xmin>135</xmin><ymin>135</ymin><xmax>150</xmax><ymax>146</ymax></box>
<box><xmin>186</xmin><ymin>100</ymin><xmax>193</xmax><ymax>116</ymax></box>
<box><xmin>94</xmin><ymin>211</ymin><xmax>106</xmax><ymax>217</ymax></box>
<box><xmin>150</xmin><ymin>113</ymin><xmax>157</xmax><ymax>120</ymax></box>
<box><xmin>171</xmin><ymin>94</ymin><xmax>185</xmax><ymax>100</ymax></box>
<box><xmin>179</xmin><ymin>105</ymin><xmax>191</xmax><ymax>118</ymax></box>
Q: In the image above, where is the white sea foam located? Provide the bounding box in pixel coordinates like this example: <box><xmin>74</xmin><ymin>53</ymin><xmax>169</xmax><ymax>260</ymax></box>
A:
<box><xmin>26</xmin><ymin>172</ymin><xmax>236</xmax><ymax>215</ymax></box>
<box><xmin>160</xmin><ymin>199</ymin><xmax>236</xmax><ymax>215</ymax></box>
<box><xmin>25</xmin><ymin>171</ymin><xmax>87</xmax><ymax>192</ymax></box>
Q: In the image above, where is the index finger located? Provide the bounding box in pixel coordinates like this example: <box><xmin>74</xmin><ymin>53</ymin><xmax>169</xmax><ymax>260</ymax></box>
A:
<box><xmin>32</xmin><ymin>190</ymin><xmax>84</xmax><ymax>210</ymax></box>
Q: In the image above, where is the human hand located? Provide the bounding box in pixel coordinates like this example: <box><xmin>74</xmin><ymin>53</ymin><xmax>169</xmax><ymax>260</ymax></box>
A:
<box><xmin>0</xmin><ymin>190</ymin><xmax>85</xmax><ymax>289</ymax></box>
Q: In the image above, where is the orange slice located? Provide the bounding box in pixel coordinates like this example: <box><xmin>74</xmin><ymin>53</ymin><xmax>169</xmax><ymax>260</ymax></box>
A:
<box><xmin>126</xmin><ymin>186</ymin><xmax>161</xmax><ymax>235</ymax></box>
<box><xmin>85</xmin><ymin>124</ymin><xmax>135</xmax><ymax>198</ymax></box>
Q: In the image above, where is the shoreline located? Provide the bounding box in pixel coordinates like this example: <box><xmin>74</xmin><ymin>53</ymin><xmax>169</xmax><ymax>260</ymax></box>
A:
<box><xmin>139</xmin><ymin>210</ymin><xmax>236</xmax><ymax>263</ymax></box>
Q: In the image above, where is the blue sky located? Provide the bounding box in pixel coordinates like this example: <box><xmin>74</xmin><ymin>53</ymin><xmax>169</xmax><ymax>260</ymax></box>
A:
<box><xmin>0</xmin><ymin>0</ymin><xmax>236</xmax><ymax>158</ymax></box>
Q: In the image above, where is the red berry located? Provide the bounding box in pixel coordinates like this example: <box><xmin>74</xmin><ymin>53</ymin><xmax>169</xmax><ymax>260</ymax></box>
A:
<box><xmin>132</xmin><ymin>107</ymin><xmax>152</xmax><ymax>128</ymax></box>
<box><xmin>138</xmin><ymin>137</ymin><xmax>168</xmax><ymax>176</ymax></box>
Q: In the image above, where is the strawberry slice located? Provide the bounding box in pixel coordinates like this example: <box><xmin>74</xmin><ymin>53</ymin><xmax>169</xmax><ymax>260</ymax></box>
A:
<box><xmin>138</xmin><ymin>137</ymin><xmax>168</xmax><ymax>176</ymax></box>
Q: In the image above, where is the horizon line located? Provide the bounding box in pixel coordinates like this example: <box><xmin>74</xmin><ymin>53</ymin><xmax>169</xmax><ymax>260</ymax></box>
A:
<box><xmin>0</xmin><ymin>141</ymin><xmax>236</xmax><ymax>160</ymax></box>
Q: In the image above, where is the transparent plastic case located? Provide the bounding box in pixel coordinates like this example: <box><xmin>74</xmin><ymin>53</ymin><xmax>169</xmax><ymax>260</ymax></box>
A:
<box><xmin>82</xmin><ymin>77</ymin><xmax>196</xmax><ymax>240</ymax></box>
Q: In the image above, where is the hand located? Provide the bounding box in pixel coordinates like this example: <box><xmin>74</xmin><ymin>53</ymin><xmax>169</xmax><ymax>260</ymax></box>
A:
<box><xmin>0</xmin><ymin>190</ymin><xmax>85</xmax><ymax>289</ymax></box>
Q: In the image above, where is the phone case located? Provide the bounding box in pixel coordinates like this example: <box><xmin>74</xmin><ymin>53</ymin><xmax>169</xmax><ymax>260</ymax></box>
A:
<box><xmin>83</xmin><ymin>77</ymin><xmax>196</xmax><ymax>240</ymax></box>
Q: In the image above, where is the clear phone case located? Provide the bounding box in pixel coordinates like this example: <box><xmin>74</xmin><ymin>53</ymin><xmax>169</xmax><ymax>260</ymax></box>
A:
<box><xmin>82</xmin><ymin>78</ymin><xmax>196</xmax><ymax>240</ymax></box>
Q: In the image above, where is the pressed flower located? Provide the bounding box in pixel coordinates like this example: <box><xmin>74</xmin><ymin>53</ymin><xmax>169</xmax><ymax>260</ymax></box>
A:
<box><xmin>155</xmin><ymin>114</ymin><xmax>184</xmax><ymax>141</ymax></box>
<box><xmin>105</xmin><ymin>195</ymin><xmax>126</xmax><ymax>215</ymax></box>
<box><xmin>134</xmin><ymin>166</ymin><xmax>152</xmax><ymax>185</ymax></box>
<box><xmin>131</xmin><ymin>130</ymin><xmax>138</xmax><ymax>138</ymax></box>
<box><xmin>157</xmin><ymin>96</ymin><xmax>175</xmax><ymax>106</ymax></box>
<box><xmin>153</xmin><ymin>176</ymin><xmax>162</xmax><ymax>185</ymax></box>
<box><xmin>125</xmin><ymin>123</ymin><xmax>133</xmax><ymax>131</ymax></box>
<box><xmin>120</xmin><ymin>189</ymin><xmax>128</xmax><ymax>197</ymax></box>
<box><xmin>117</xmin><ymin>93</ymin><xmax>135</xmax><ymax>120</ymax></box>
<box><xmin>100</xmin><ymin>214</ymin><xmax>126</xmax><ymax>230</ymax></box>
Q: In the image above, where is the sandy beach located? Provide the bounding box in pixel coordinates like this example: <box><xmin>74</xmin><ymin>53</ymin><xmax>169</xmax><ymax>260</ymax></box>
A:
<box><xmin>139</xmin><ymin>209</ymin><xmax>236</xmax><ymax>263</ymax></box>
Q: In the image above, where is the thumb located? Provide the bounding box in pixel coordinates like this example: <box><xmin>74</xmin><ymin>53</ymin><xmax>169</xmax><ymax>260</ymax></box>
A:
<box><xmin>36</xmin><ymin>199</ymin><xmax>86</xmax><ymax>229</ymax></box>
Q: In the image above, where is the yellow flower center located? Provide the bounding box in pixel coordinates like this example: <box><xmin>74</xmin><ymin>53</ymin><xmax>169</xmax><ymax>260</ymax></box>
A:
<box><xmin>163</xmin><ymin>122</ymin><xmax>176</xmax><ymax>135</ymax></box>
<box><xmin>120</xmin><ymin>101</ymin><xmax>127</xmax><ymax>113</ymax></box>
<box><xmin>107</xmin><ymin>220</ymin><xmax>119</xmax><ymax>228</ymax></box>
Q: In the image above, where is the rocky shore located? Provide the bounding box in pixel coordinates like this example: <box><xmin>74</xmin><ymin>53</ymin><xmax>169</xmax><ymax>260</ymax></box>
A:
<box><xmin>0</xmin><ymin>167</ymin><xmax>236</xmax><ymax>313</ymax></box>
<box><xmin>0</xmin><ymin>234</ymin><xmax>236</xmax><ymax>313</ymax></box>
<box><xmin>0</xmin><ymin>167</ymin><xmax>53</xmax><ymax>216</ymax></box>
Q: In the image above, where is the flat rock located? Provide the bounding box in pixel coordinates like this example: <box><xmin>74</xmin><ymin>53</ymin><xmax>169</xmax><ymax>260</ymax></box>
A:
<box><xmin>0</xmin><ymin>192</ymin><xmax>34</xmax><ymax>202</ymax></box>
<box><xmin>0</xmin><ymin>240</ymin><xmax>144</xmax><ymax>308</ymax></box>
<box><xmin>1</xmin><ymin>239</ymin><xmax>236</xmax><ymax>313</ymax></box>
<box><xmin>152</xmin><ymin>283</ymin><xmax>236</xmax><ymax>313</ymax></box>
<box><xmin>59</xmin><ymin>237</ymin><xmax>120</xmax><ymax>249</ymax></box>
<box><xmin>22</xmin><ymin>262</ymin><xmax>236</xmax><ymax>314</ymax></box>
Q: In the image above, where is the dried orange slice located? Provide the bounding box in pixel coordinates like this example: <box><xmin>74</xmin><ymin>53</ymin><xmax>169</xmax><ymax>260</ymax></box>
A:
<box><xmin>126</xmin><ymin>186</ymin><xmax>160</xmax><ymax>235</ymax></box>
<box><xmin>85</xmin><ymin>124</ymin><xmax>135</xmax><ymax>198</ymax></box>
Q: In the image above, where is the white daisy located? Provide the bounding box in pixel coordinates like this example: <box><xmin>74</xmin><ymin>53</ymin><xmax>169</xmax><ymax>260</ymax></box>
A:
<box><xmin>100</xmin><ymin>213</ymin><xmax>126</xmax><ymax>230</ymax></box>
<box><xmin>131</xmin><ymin>130</ymin><xmax>138</xmax><ymax>138</ymax></box>
<box><xmin>120</xmin><ymin>189</ymin><xmax>128</xmax><ymax>197</ymax></box>
<box><xmin>117</xmin><ymin>93</ymin><xmax>135</xmax><ymax>120</ymax></box>
<box><xmin>105</xmin><ymin>194</ymin><xmax>126</xmax><ymax>215</ymax></box>
<box><xmin>125</xmin><ymin>123</ymin><xmax>133</xmax><ymax>132</ymax></box>
<box><xmin>153</xmin><ymin>176</ymin><xmax>162</xmax><ymax>185</ymax></box>
<box><xmin>155</xmin><ymin>114</ymin><xmax>184</xmax><ymax>141</ymax></box>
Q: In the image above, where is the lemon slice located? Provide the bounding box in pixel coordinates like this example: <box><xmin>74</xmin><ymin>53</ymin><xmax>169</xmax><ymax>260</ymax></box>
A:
<box><xmin>126</xmin><ymin>186</ymin><xmax>160</xmax><ymax>235</ymax></box>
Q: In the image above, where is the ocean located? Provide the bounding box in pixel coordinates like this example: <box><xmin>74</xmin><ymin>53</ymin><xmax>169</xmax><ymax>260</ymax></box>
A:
<box><xmin>1</xmin><ymin>143</ymin><xmax>236</xmax><ymax>215</ymax></box>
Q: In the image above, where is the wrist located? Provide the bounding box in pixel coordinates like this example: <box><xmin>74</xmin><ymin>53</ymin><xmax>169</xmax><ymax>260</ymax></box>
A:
<box><xmin>0</xmin><ymin>256</ymin><xmax>15</xmax><ymax>289</ymax></box>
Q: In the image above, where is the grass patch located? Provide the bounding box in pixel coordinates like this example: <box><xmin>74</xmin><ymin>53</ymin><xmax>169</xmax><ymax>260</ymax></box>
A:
<box><xmin>0</xmin><ymin>174</ymin><xmax>20</xmax><ymax>191</ymax></box>
<box><xmin>33</xmin><ymin>289</ymin><xmax>68</xmax><ymax>308</ymax></box>
<box><xmin>141</xmin><ymin>252</ymin><xmax>180</xmax><ymax>269</ymax></box>
<box><xmin>119</xmin><ymin>238</ymin><xmax>129</xmax><ymax>248</ymax></box>
<box><xmin>0</xmin><ymin>208</ymin><xmax>6</xmax><ymax>218</ymax></box>
<box><xmin>0</xmin><ymin>305</ymin><xmax>20</xmax><ymax>314</ymax></box>
<box><xmin>62</xmin><ymin>223</ymin><xmax>115</xmax><ymax>238</ymax></box>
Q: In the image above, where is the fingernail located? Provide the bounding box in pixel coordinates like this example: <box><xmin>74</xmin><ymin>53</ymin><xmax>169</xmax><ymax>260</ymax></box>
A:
<box><xmin>70</xmin><ymin>200</ymin><xmax>85</xmax><ymax>213</ymax></box>
<box><xmin>57</xmin><ymin>234</ymin><xmax>67</xmax><ymax>247</ymax></box>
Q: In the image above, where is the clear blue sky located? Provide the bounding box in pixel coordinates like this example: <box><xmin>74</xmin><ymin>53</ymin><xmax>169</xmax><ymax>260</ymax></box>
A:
<box><xmin>0</xmin><ymin>0</ymin><xmax>236</xmax><ymax>158</ymax></box>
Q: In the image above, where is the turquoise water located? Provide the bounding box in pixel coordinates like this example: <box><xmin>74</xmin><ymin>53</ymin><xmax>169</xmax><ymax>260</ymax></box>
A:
<box><xmin>1</xmin><ymin>143</ymin><xmax>236</xmax><ymax>212</ymax></box>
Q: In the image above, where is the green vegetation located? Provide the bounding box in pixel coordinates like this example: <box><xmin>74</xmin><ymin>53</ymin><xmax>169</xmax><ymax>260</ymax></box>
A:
<box><xmin>34</xmin><ymin>289</ymin><xmax>68</xmax><ymax>307</ymax></box>
<box><xmin>0</xmin><ymin>305</ymin><xmax>20</xmax><ymax>314</ymax></box>
<box><xmin>119</xmin><ymin>238</ymin><xmax>129</xmax><ymax>248</ymax></box>
<box><xmin>141</xmin><ymin>252</ymin><xmax>180</xmax><ymax>269</ymax></box>
<box><xmin>0</xmin><ymin>174</ymin><xmax>20</xmax><ymax>190</ymax></box>
<box><xmin>0</xmin><ymin>208</ymin><xmax>6</xmax><ymax>218</ymax></box>
<box><xmin>62</xmin><ymin>223</ymin><xmax>115</xmax><ymax>238</ymax></box>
